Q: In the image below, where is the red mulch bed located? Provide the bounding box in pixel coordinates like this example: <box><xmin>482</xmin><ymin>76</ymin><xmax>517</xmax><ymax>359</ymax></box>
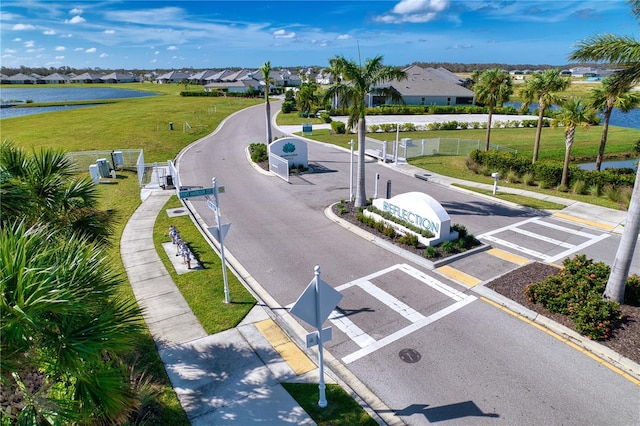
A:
<box><xmin>485</xmin><ymin>262</ymin><xmax>640</xmax><ymax>365</ymax></box>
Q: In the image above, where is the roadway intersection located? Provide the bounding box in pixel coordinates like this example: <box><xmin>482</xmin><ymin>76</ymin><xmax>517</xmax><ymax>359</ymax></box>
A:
<box><xmin>176</xmin><ymin>102</ymin><xmax>639</xmax><ymax>425</ymax></box>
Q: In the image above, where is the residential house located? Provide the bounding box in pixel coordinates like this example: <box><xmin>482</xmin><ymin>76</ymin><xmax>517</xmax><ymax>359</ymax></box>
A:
<box><xmin>70</xmin><ymin>72</ymin><xmax>104</xmax><ymax>83</ymax></box>
<box><xmin>155</xmin><ymin>70</ymin><xmax>191</xmax><ymax>84</ymax></box>
<box><xmin>189</xmin><ymin>70</ymin><xmax>217</xmax><ymax>85</ymax></box>
<box><xmin>101</xmin><ymin>72</ymin><xmax>138</xmax><ymax>83</ymax></box>
<box><xmin>6</xmin><ymin>73</ymin><xmax>38</xmax><ymax>84</ymax></box>
<box><xmin>371</xmin><ymin>65</ymin><xmax>475</xmax><ymax>107</ymax></box>
<box><xmin>41</xmin><ymin>73</ymin><xmax>70</xmax><ymax>84</ymax></box>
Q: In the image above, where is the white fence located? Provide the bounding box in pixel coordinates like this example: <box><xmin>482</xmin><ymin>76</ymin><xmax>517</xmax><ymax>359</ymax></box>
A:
<box><xmin>363</xmin><ymin>137</ymin><xmax>517</xmax><ymax>162</ymax></box>
<box><xmin>269</xmin><ymin>153</ymin><xmax>289</xmax><ymax>183</ymax></box>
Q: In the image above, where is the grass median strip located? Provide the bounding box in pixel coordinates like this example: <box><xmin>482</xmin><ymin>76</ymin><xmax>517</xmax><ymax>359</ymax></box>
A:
<box><xmin>153</xmin><ymin>195</ymin><xmax>256</xmax><ymax>334</ymax></box>
<box><xmin>452</xmin><ymin>183</ymin><xmax>566</xmax><ymax>210</ymax></box>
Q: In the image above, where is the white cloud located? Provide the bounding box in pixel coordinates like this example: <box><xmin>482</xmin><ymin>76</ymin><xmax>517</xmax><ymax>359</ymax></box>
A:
<box><xmin>43</xmin><ymin>30</ymin><xmax>56</xmax><ymax>35</ymax></box>
<box><xmin>66</xmin><ymin>15</ymin><xmax>86</xmax><ymax>24</ymax></box>
<box><xmin>70</xmin><ymin>8</ymin><xmax>83</xmax><ymax>15</ymax></box>
<box><xmin>154</xmin><ymin>51</ymin><xmax>160</xmax><ymax>55</ymax></box>
<box><xmin>12</xmin><ymin>23</ymin><xmax>36</xmax><ymax>30</ymax></box>
<box><xmin>60</xmin><ymin>34</ymin><xmax>73</xmax><ymax>38</ymax></box>
<box><xmin>85</xmin><ymin>47</ymin><xmax>97</xmax><ymax>53</ymax></box>
<box><xmin>375</xmin><ymin>0</ymin><xmax>449</xmax><ymax>23</ymax></box>
<box><xmin>13</xmin><ymin>38</ymin><xmax>22</xmax><ymax>42</ymax></box>
<box><xmin>448</xmin><ymin>44</ymin><xmax>472</xmax><ymax>49</ymax></box>
<box><xmin>4</xmin><ymin>49</ymin><xmax>17</xmax><ymax>54</ymax></box>
<box><xmin>55</xmin><ymin>46</ymin><xmax>66</xmax><ymax>51</ymax></box>
<box><xmin>104</xmin><ymin>29</ymin><xmax>115</xmax><ymax>34</ymax></box>
<box><xmin>273</xmin><ymin>29</ymin><xmax>295</xmax><ymax>39</ymax></box>
<box><xmin>74</xmin><ymin>47</ymin><xmax>84</xmax><ymax>51</ymax></box>
<box><xmin>24</xmin><ymin>40</ymin><xmax>35</xmax><ymax>47</ymax></box>
<box><xmin>100</xmin><ymin>53</ymin><xmax>108</xmax><ymax>58</ymax></box>
<box><xmin>167</xmin><ymin>45</ymin><xmax>178</xmax><ymax>51</ymax></box>
<box><xmin>336</xmin><ymin>34</ymin><xmax>352</xmax><ymax>40</ymax></box>
<box><xmin>55</xmin><ymin>55</ymin><xmax>64</xmax><ymax>60</ymax></box>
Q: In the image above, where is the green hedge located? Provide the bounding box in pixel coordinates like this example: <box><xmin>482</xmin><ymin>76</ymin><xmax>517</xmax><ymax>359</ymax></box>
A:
<box><xmin>468</xmin><ymin>149</ymin><xmax>637</xmax><ymax>189</ymax></box>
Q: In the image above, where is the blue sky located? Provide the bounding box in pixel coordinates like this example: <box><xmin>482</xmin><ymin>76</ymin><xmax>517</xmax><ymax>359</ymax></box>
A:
<box><xmin>1</xmin><ymin>1</ymin><xmax>637</xmax><ymax>70</ymax></box>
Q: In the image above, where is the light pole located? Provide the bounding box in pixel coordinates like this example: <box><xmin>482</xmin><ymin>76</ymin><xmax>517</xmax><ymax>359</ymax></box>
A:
<box><xmin>212</xmin><ymin>177</ymin><xmax>230</xmax><ymax>304</ymax></box>
<box><xmin>348</xmin><ymin>139</ymin><xmax>355</xmax><ymax>202</ymax></box>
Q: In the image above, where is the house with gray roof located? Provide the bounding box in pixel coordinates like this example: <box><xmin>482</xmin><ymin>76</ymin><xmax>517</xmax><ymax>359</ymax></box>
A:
<box><xmin>155</xmin><ymin>70</ymin><xmax>191</xmax><ymax>84</ymax></box>
<box><xmin>71</xmin><ymin>72</ymin><xmax>104</xmax><ymax>83</ymax></box>
<box><xmin>41</xmin><ymin>73</ymin><xmax>70</xmax><ymax>84</ymax></box>
<box><xmin>371</xmin><ymin>65</ymin><xmax>475</xmax><ymax>107</ymax></box>
<box><xmin>7</xmin><ymin>73</ymin><xmax>38</xmax><ymax>84</ymax></box>
<box><xmin>101</xmin><ymin>72</ymin><xmax>138</xmax><ymax>83</ymax></box>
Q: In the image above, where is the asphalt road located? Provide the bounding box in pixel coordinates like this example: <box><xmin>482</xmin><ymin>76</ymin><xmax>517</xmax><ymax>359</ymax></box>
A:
<box><xmin>176</xmin><ymin>102</ymin><xmax>640</xmax><ymax>425</ymax></box>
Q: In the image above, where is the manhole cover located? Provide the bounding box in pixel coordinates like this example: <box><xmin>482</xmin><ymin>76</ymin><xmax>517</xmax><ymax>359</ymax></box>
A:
<box><xmin>399</xmin><ymin>348</ymin><xmax>421</xmax><ymax>363</ymax></box>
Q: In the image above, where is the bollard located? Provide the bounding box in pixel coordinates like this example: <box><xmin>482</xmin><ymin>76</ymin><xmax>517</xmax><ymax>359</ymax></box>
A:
<box><xmin>169</xmin><ymin>122</ymin><xmax>174</xmax><ymax>131</ymax></box>
<box><xmin>386</xmin><ymin>179</ymin><xmax>392</xmax><ymax>199</ymax></box>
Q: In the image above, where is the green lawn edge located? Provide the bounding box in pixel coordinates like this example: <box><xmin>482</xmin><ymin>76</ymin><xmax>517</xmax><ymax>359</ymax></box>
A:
<box><xmin>281</xmin><ymin>383</ymin><xmax>378</xmax><ymax>426</ymax></box>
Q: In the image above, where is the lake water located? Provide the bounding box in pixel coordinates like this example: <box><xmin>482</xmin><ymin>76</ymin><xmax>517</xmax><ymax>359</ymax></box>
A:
<box><xmin>0</xmin><ymin>87</ymin><xmax>158</xmax><ymax>119</ymax></box>
<box><xmin>578</xmin><ymin>158</ymin><xmax>638</xmax><ymax>171</ymax></box>
<box><xmin>504</xmin><ymin>101</ymin><xmax>640</xmax><ymax>130</ymax></box>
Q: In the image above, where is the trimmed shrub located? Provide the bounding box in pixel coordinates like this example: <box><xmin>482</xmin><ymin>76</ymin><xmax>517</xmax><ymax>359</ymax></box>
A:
<box><xmin>319</xmin><ymin>112</ymin><xmax>332</xmax><ymax>123</ymax></box>
<box><xmin>424</xmin><ymin>246</ymin><xmax>438</xmax><ymax>259</ymax></box>
<box><xmin>572</xmin><ymin>180</ymin><xmax>587</xmax><ymax>195</ymax></box>
<box><xmin>331</xmin><ymin>121</ymin><xmax>346</xmax><ymax>134</ymax></box>
<box><xmin>626</xmin><ymin>274</ymin><xmax>640</xmax><ymax>305</ymax></box>
<box><xmin>249</xmin><ymin>143</ymin><xmax>268</xmax><ymax>163</ymax></box>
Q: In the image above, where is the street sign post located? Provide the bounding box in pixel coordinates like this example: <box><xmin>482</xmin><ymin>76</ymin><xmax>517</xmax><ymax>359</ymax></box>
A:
<box><xmin>290</xmin><ymin>265</ymin><xmax>343</xmax><ymax>408</ymax></box>
<box><xmin>208</xmin><ymin>177</ymin><xmax>231</xmax><ymax>304</ymax></box>
<box><xmin>178</xmin><ymin>186</ymin><xmax>215</xmax><ymax>199</ymax></box>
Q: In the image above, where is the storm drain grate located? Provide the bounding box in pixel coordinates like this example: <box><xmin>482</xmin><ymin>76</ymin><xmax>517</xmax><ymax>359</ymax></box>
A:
<box><xmin>399</xmin><ymin>348</ymin><xmax>421</xmax><ymax>363</ymax></box>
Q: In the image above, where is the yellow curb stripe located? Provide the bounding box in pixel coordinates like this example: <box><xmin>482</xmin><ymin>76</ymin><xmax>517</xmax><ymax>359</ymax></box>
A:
<box><xmin>487</xmin><ymin>248</ymin><xmax>529</xmax><ymax>265</ymax></box>
<box><xmin>255</xmin><ymin>319</ymin><xmax>316</xmax><ymax>375</ymax></box>
<box><xmin>436</xmin><ymin>265</ymin><xmax>482</xmax><ymax>288</ymax></box>
<box><xmin>481</xmin><ymin>297</ymin><xmax>640</xmax><ymax>386</ymax></box>
<box><xmin>553</xmin><ymin>212</ymin><xmax>615</xmax><ymax>231</ymax></box>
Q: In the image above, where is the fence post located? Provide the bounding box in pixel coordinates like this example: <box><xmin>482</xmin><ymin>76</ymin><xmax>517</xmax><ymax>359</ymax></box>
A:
<box><xmin>421</xmin><ymin>139</ymin><xmax>425</xmax><ymax>156</ymax></box>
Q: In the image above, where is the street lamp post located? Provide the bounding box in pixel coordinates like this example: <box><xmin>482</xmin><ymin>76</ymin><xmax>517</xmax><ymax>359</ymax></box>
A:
<box><xmin>349</xmin><ymin>139</ymin><xmax>355</xmax><ymax>202</ymax></box>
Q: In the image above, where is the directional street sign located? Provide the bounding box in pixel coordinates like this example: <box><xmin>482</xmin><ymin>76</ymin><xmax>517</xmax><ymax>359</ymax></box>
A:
<box><xmin>178</xmin><ymin>186</ymin><xmax>215</xmax><ymax>199</ymax></box>
<box><xmin>290</xmin><ymin>275</ymin><xmax>343</xmax><ymax>328</ymax></box>
<box><xmin>207</xmin><ymin>223</ymin><xmax>231</xmax><ymax>244</ymax></box>
<box><xmin>306</xmin><ymin>327</ymin><xmax>332</xmax><ymax>348</ymax></box>
<box><xmin>207</xmin><ymin>199</ymin><xmax>218</xmax><ymax>213</ymax></box>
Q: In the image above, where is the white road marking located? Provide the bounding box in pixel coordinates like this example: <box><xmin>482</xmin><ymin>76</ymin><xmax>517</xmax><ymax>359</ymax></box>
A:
<box><xmin>510</xmin><ymin>227</ymin><xmax>575</xmax><ymax>248</ymax></box>
<box><xmin>326</xmin><ymin>264</ymin><xmax>477</xmax><ymax>364</ymax></box>
<box><xmin>478</xmin><ymin>217</ymin><xmax>610</xmax><ymax>262</ymax></box>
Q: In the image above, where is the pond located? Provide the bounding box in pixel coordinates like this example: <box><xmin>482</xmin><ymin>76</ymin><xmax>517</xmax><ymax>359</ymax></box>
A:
<box><xmin>577</xmin><ymin>158</ymin><xmax>638</xmax><ymax>171</ymax></box>
<box><xmin>0</xmin><ymin>87</ymin><xmax>159</xmax><ymax>119</ymax></box>
<box><xmin>504</xmin><ymin>101</ymin><xmax>640</xmax><ymax>130</ymax></box>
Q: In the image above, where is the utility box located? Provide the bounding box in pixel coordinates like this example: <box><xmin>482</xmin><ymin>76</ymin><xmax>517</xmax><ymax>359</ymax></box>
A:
<box><xmin>112</xmin><ymin>151</ymin><xmax>124</xmax><ymax>168</ymax></box>
<box><xmin>96</xmin><ymin>158</ymin><xmax>111</xmax><ymax>178</ymax></box>
<box><xmin>89</xmin><ymin>164</ymin><xmax>100</xmax><ymax>184</ymax></box>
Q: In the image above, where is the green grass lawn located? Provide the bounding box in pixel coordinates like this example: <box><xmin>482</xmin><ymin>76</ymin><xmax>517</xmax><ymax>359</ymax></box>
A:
<box><xmin>282</xmin><ymin>383</ymin><xmax>378</xmax><ymax>426</ymax></box>
<box><xmin>153</xmin><ymin>195</ymin><xmax>256</xmax><ymax>333</ymax></box>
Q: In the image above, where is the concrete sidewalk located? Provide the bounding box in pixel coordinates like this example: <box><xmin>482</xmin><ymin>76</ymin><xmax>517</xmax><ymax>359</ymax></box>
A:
<box><xmin>121</xmin><ymin>190</ymin><xmax>318</xmax><ymax>425</ymax></box>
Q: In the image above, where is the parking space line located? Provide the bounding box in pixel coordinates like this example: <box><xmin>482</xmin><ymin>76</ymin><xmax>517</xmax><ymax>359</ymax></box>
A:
<box><xmin>436</xmin><ymin>265</ymin><xmax>482</xmax><ymax>287</ymax></box>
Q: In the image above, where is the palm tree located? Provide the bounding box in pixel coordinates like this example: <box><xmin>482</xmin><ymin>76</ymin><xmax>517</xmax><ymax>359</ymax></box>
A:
<box><xmin>569</xmin><ymin>0</ymin><xmax>640</xmax><ymax>304</ymax></box>
<box><xmin>0</xmin><ymin>141</ymin><xmax>114</xmax><ymax>244</ymax></box>
<box><xmin>1</xmin><ymin>221</ymin><xmax>143</xmax><ymax>424</ymax></box>
<box><xmin>323</xmin><ymin>55</ymin><xmax>407</xmax><ymax>207</ymax></box>
<box><xmin>259</xmin><ymin>61</ymin><xmax>273</xmax><ymax>144</ymax></box>
<box><xmin>473</xmin><ymin>68</ymin><xmax>513</xmax><ymax>151</ymax></box>
<box><xmin>555</xmin><ymin>98</ymin><xmax>596</xmax><ymax>187</ymax></box>
<box><xmin>519</xmin><ymin>69</ymin><xmax>570</xmax><ymax>163</ymax></box>
<box><xmin>588</xmin><ymin>76</ymin><xmax>640</xmax><ymax>171</ymax></box>
<box><xmin>296</xmin><ymin>80</ymin><xmax>319</xmax><ymax>116</ymax></box>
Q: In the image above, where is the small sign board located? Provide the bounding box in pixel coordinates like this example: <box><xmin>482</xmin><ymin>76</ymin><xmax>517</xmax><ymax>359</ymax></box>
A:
<box><xmin>290</xmin><ymin>277</ymin><xmax>343</xmax><ymax>328</ymax></box>
<box><xmin>302</xmin><ymin>123</ymin><xmax>312</xmax><ymax>135</ymax></box>
<box><xmin>179</xmin><ymin>186</ymin><xmax>215</xmax><ymax>199</ymax></box>
<box><xmin>306</xmin><ymin>327</ymin><xmax>333</xmax><ymax>348</ymax></box>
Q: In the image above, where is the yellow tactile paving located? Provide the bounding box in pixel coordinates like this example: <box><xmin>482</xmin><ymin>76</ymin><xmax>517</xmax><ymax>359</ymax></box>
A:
<box><xmin>487</xmin><ymin>248</ymin><xmax>529</xmax><ymax>265</ymax></box>
<box><xmin>255</xmin><ymin>319</ymin><xmax>316</xmax><ymax>375</ymax></box>
<box><xmin>436</xmin><ymin>265</ymin><xmax>482</xmax><ymax>287</ymax></box>
<box><xmin>552</xmin><ymin>212</ymin><xmax>615</xmax><ymax>231</ymax></box>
